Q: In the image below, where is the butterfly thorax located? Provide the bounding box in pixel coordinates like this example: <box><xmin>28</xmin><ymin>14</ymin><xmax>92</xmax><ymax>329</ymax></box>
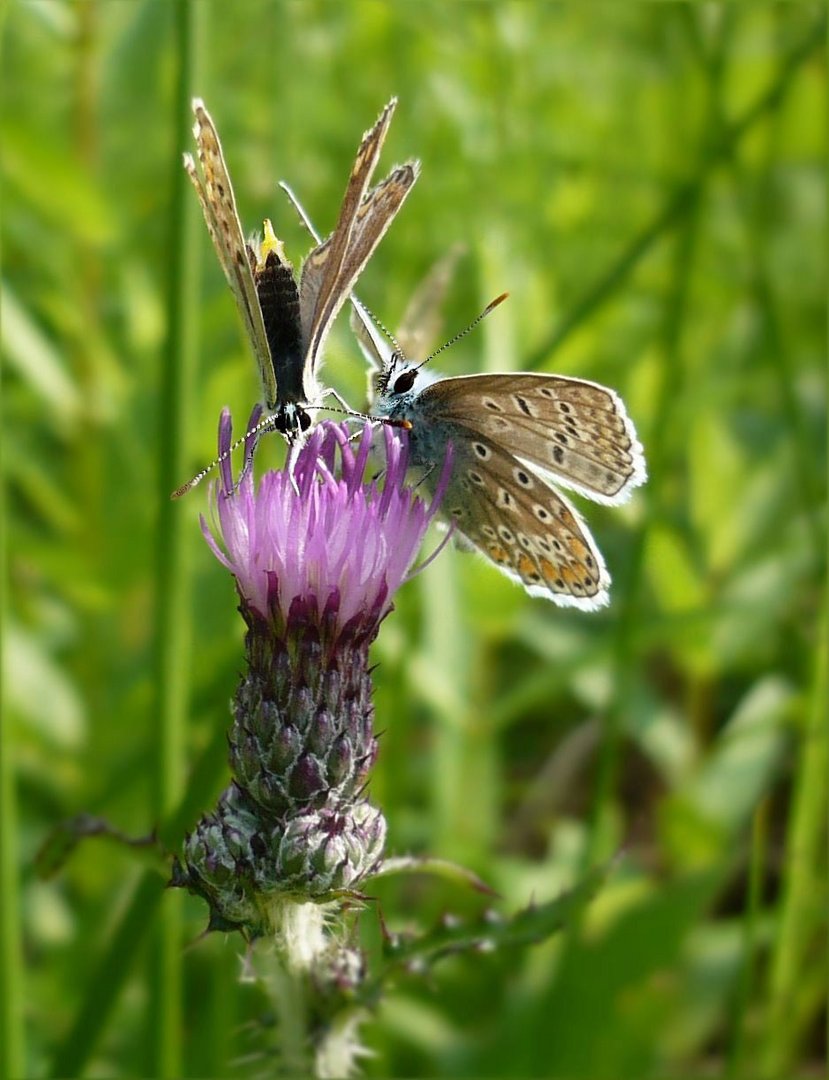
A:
<box><xmin>373</xmin><ymin>356</ymin><xmax>449</xmax><ymax>470</ymax></box>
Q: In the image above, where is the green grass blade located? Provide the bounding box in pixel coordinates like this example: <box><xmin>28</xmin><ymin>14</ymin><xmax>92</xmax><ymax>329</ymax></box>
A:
<box><xmin>47</xmin><ymin>717</ymin><xmax>230</xmax><ymax>1076</ymax></box>
<box><xmin>147</xmin><ymin>1</ymin><xmax>202</xmax><ymax>1076</ymax></box>
<box><xmin>526</xmin><ymin>16</ymin><xmax>825</xmax><ymax>368</ymax></box>
<box><xmin>50</xmin><ymin>872</ymin><xmax>167</xmax><ymax>1078</ymax></box>
<box><xmin>0</xmin><ymin>1</ymin><xmax>25</xmax><ymax>1073</ymax></box>
<box><xmin>727</xmin><ymin>798</ymin><xmax>768</xmax><ymax>1079</ymax></box>
<box><xmin>761</xmin><ymin>594</ymin><xmax>828</xmax><ymax>1077</ymax></box>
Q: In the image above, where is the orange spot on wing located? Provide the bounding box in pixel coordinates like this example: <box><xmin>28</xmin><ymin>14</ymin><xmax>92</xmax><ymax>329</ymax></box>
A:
<box><xmin>517</xmin><ymin>554</ymin><xmax>535</xmax><ymax>577</ymax></box>
<box><xmin>538</xmin><ymin>558</ymin><xmax>562</xmax><ymax>586</ymax></box>
<box><xmin>558</xmin><ymin>508</ymin><xmax>577</xmax><ymax>529</ymax></box>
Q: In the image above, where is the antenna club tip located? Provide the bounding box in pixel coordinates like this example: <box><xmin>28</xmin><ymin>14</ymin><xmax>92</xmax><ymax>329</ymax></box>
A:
<box><xmin>170</xmin><ymin>485</ymin><xmax>189</xmax><ymax>500</ymax></box>
<box><xmin>490</xmin><ymin>292</ymin><xmax>509</xmax><ymax>309</ymax></box>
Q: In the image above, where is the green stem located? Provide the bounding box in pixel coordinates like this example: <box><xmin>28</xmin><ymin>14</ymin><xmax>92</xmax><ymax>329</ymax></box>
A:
<box><xmin>585</xmin><ymin>3</ymin><xmax>722</xmax><ymax>869</ymax></box>
<box><xmin>266</xmin><ymin>960</ymin><xmax>311</xmax><ymax>1075</ymax></box>
<box><xmin>49</xmin><ymin>717</ymin><xmax>228</xmax><ymax>1076</ymax></box>
<box><xmin>761</xmin><ymin>594</ymin><xmax>828</xmax><ymax>1078</ymax></box>
<box><xmin>0</xmin><ymin>66</ymin><xmax>23</xmax><ymax>1080</ymax></box>
<box><xmin>51</xmin><ymin>872</ymin><xmax>167</xmax><ymax>1077</ymax></box>
<box><xmin>0</xmin><ymin>1</ymin><xmax>24</xmax><ymax>1074</ymax></box>
<box><xmin>147</xmin><ymin>1</ymin><xmax>201</xmax><ymax>1075</ymax></box>
<box><xmin>732</xmin><ymin>72</ymin><xmax>824</xmax><ymax>563</ymax></box>
<box><xmin>261</xmin><ymin>899</ymin><xmax>366</xmax><ymax>1078</ymax></box>
<box><xmin>525</xmin><ymin>16</ymin><xmax>825</xmax><ymax>368</ymax></box>
<box><xmin>727</xmin><ymin>799</ymin><xmax>768</xmax><ymax>1079</ymax></box>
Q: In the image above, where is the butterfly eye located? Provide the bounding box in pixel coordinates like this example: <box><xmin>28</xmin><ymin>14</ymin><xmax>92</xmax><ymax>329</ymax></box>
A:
<box><xmin>392</xmin><ymin>369</ymin><xmax>417</xmax><ymax>394</ymax></box>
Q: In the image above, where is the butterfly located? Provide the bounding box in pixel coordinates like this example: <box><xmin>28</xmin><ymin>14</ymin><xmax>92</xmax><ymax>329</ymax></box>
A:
<box><xmin>277</xmin><ymin>190</ymin><xmax>646</xmax><ymax>609</ymax></box>
<box><xmin>179</xmin><ymin>97</ymin><xmax>418</xmax><ymax>488</ymax></box>
<box><xmin>354</xmin><ymin>274</ymin><xmax>647</xmax><ymax>610</ymax></box>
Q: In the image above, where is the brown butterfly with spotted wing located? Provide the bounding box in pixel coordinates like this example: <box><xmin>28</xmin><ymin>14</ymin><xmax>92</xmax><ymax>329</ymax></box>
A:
<box><xmin>357</xmin><ymin>271</ymin><xmax>646</xmax><ymax>610</ymax></box>
<box><xmin>278</xmin><ymin>191</ymin><xmax>645</xmax><ymax>608</ymax></box>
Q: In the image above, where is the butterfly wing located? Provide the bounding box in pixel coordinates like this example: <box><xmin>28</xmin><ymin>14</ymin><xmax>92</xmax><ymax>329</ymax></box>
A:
<box><xmin>298</xmin><ymin>99</ymin><xmax>418</xmax><ymax>396</ymax></box>
<box><xmin>185</xmin><ymin>99</ymin><xmax>278</xmax><ymax>410</ymax></box>
<box><xmin>419</xmin><ymin>373</ymin><xmax>646</xmax><ymax>505</ymax></box>
<box><xmin>395</xmin><ymin>244</ymin><xmax>465</xmax><ymax>360</ymax></box>
<box><xmin>350</xmin><ymin>297</ymin><xmax>394</xmax><ymax>378</ymax></box>
<box><xmin>279</xmin><ymin>172</ymin><xmax>420</xmax><ymax>390</ymax></box>
<box><xmin>421</xmin><ymin>425</ymin><xmax>611</xmax><ymax>609</ymax></box>
<box><xmin>318</xmin><ymin>160</ymin><xmax>421</xmax><ymax>394</ymax></box>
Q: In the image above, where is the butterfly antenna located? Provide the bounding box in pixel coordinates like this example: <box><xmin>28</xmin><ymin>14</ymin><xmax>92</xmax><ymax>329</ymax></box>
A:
<box><xmin>307</xmin><ymin>403</ymin><xmax>412</xmax><ymax>432</ymax></box>
<box><xmin>279</xmin><ymin>180</ymin><xmax>323</xmax><ymax>244</ymax></box>
<box><xmin>358</xmin><ymin>302</ymin><xmax>404</xmax><ymax>355</ymax></box>
<box><xmin>280</xmin><ymin>179</ymin><xmax>404</xmax><ymax>356</ymax></box>
<box><xmin>170</xmin><ymin>414</ymin><xmax>275</xmax><ymax>499</ymax></box>
<box><xmin>416</xmin><ymin>292</ymin><xmax>509</xmax><ymax>371</ymax></box>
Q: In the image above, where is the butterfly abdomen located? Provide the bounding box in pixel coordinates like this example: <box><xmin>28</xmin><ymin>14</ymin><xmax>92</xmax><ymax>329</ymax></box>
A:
<box><xmin>255</xmin><ymin>251</ymin><xmax>304</xmax><ymax>407</ymax></box>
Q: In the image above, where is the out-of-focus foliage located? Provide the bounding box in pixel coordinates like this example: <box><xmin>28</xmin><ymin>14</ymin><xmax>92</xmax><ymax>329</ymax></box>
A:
<box><xmin>2</xmin><ymin>2</ymin><xmax>825</xmax><ymax>1077</ymax></box>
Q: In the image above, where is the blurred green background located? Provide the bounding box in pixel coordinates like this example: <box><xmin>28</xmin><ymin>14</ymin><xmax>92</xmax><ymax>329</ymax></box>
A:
<box><xmin>2</xmin><ymin>2</ymin><xmax>826</xmax><ymax>1077</ymax></box>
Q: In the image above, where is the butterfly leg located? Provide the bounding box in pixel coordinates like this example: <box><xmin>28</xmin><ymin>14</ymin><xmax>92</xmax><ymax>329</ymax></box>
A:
<box><xmin>317</xmin><ymin>386</ymin><xmax>357</xmax><ymax>417</ymax></box>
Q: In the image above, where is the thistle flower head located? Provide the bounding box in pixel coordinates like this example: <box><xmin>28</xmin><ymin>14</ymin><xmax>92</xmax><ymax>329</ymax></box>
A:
<box><xmin>176</xmin><ymin>411</ymin><xmax>451</xmax><ymax>928</ymax></box>
<box><xmin>202</xmin><ymin>410</ymin><xmax>448</xmax><ymax>646</ymax></box>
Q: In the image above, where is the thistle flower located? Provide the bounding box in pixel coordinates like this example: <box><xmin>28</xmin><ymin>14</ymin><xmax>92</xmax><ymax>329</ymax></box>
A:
<box><xmin>173</xmin><ymin>411</ymin><xmax>449</xmax><ymax>936</ymax></box>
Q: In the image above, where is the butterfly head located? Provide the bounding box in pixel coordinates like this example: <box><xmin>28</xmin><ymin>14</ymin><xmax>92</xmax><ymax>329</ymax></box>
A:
<box><xmin>272</xmin><ymin>403</ymin><xmax>313</xmax><ymax>441</ymax></box>
<box><xmin>374</xmin><ymin>349</ymin><xmax>419</xmax><ymax>398</ymax></box>
<box><xmin>373</xmin><ymin>292</ymin><xmax>510</xmax><ymax>408</ymax></box>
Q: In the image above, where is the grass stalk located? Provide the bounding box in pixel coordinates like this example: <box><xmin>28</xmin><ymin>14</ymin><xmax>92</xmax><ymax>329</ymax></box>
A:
<box><xmin>585</xmin><ymin>3</ymin><xmax>723</xmax><ymax>869</ymax></box>
<box><xmin>525</xmin><ymin>15</ymin><xmax>825</xmax><ymax>368</ymax></box>
<box><xmin>726</xmin><ymin>798</ymin><xmax>768</xmax><ymax>1079</ymax></box>
<box><xmin>761</xmin><ymin>595</ymin><xmax>828</xmax><ymax>1077</ymax></box>
<box><xmin>0</xmin><ymin>1</ymin><xmax>25</xmax><ymax>1073</ymax></box>
<box><xmin>147</xmin><ymin>0</ymin><xmax>202</xmax><ymax>1075</ymax></box>
<box><xmin>51</xmin><ymin>872</ymin><xmax>167</xmax><ymax>1077</ymax></box>
<box><xmin>734</xmin><ymin>90</ymin><xmax>825</xmax><ymax>563</ymax></box>
<box><xmin>49</xmin><ymin>714</ymin><xmax>230</xmax><ymax>1076</ymax></box>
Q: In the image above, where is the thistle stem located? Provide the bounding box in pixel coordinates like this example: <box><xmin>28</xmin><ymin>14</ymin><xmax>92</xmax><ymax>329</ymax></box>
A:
<box><xmin>265</xmin><ymin>898</ymin><xmax>330</xmax><ymax>974</ymax></box>
<box><xmin>257</xmin><ymin>900</ymin><xmax>368</xmax><ymax>1079</ymax></box>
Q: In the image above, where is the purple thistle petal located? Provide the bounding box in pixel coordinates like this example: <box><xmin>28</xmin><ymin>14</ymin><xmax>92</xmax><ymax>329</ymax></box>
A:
<box><xmin>218</xmin><ymin>409</ymin><xmax>234</xmax><ymax>496</ymax></box>
<box><xmin>202</xmin><ymin>418</ymin><xmax>447</xmax><ymax>641</ymax></box>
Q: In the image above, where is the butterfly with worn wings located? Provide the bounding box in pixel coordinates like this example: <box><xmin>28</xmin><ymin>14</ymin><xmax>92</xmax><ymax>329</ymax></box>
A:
<box><xmin>173</xmin><ymin>97</ymin><xmax>418</xmax><ymax>496</ymax></box>
<box><xmin>367</xmin><ymin>297</ymin><xmax>646</xmax><ymax>609</ymax></box>
<box><xmin>279</xmin><ymin>190</ymin><xmax>646</xmax><ymax>610</ymax></box>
